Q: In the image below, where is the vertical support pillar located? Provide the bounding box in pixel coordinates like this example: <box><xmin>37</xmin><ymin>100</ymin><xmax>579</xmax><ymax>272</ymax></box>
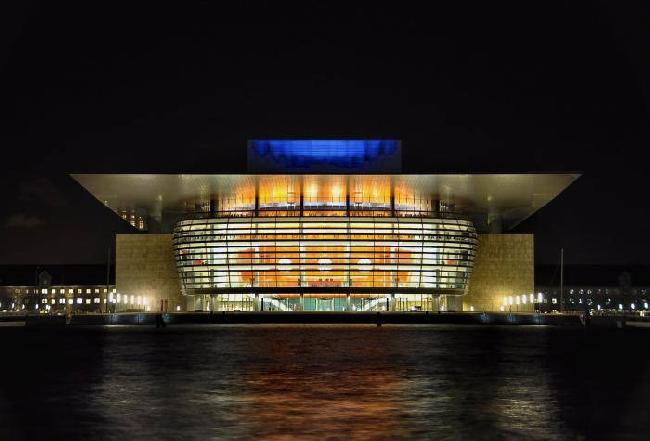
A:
<box><xmin>105</xmin><ymin>243</ymin><xmax>111</xmax><ymax>314</ymax></box>
<box><xmin>346</xmin><ymin>175</ymin><xmax>350</xmax><ymax>216</ymax></box>
<box><xmin>300</xmin><ymin>293</ymin><xmax>305</xmax><ymax>311</ymax></box>
<box><xmin>487</xmin><ymin>212</ymin><xmax>503</xmax><ymax>233</ymax></box>
<box><xmin>254</xmin><ymin>177</ymin><xmax>260</xmax><ymax>216</ymax></box>
<box><xmin>209</xmin><ymin>194</ymin><xmax>218</xmax><ymax>217</ymax></box>
<box><xmin>254</xmin><ymin>293</ymin><xmax>260</xmax><ymax>311</ymax></box>
<box><xmin>299</xmin><ymin>175</ymin><xmax>304</xmax><ymax>216</ymax></box>
<box><xmin>390</xmin><ymin>176</ymin><xmax>395</xmax><ymax>217</ymax></box>
<box><xmin>432</xmin><ymin>198</ymin><xmax>439</xmax><ymax>216</ymax></box>
<box><xmin>346</xmin><ymin>293</ymin><xmax>351</xmax><ymax>311</ymax></box>
<box><xmin>151</xmin><ymin>196</ymin><xmax>163</xmax><ymax>233</ymax></box>
<box><xmin>560</xmin><ymin>248</ymin><xmax>564</xmax><ymax>312</ymax></box>
<box><xmin>390</xmin><ymin>293</ymin><xmax>396</xmax><ymax>311</ymax></box>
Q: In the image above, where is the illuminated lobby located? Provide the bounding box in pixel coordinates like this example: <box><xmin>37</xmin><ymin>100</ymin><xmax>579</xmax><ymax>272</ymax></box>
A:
<box><xmin>72</xmin><ymin>140</ymin><xmax>578</xmax><ymax>312</ymax></box>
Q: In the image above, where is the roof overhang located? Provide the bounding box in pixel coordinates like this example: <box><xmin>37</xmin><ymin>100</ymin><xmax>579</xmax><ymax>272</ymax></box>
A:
<box><xmin>71</xmin><ymin>173</ymin><xmax>579</xmax><ymax>230</ymax></box>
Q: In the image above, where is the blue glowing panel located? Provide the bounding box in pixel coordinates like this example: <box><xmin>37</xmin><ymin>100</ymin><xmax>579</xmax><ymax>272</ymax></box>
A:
<box><xmin>248</xmin><ymin>140</ymin><xmax>401</xmax><ymax>173</ymax></box>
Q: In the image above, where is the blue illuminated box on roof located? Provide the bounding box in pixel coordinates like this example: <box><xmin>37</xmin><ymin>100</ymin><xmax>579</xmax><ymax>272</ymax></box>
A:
<box><xmin>247</xmin><ymin>139</ymin><xmax>401</xmax><ymax>173</ymax></box>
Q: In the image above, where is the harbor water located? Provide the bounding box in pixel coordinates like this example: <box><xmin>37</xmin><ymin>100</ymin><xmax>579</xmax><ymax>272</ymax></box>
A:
<box><xmin>1</xmin><ymin>325</ymin><xmax>649</xmax><ymax>440</ymax></box>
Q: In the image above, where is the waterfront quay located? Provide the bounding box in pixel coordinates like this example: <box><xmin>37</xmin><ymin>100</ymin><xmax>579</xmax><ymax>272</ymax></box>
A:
<box><xmin>2</xmin><ymin>311</ymin><xmax>645</xmax><ymax>327</ymax></box>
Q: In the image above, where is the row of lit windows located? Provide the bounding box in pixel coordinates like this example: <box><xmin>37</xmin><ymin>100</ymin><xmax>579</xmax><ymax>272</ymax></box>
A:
<box><xmin>173</xmin><ymin>216</ymin><xmax>477</xmax><ymax>292</ymax></box>
<box><xmin>175</xmin><ymin>233</ymin><xmax>475</xmax><ymax>242</ymax></box>
<box><xmin>7</xmin><ymin>287</ymin><xmax>117</xmax><ymax>295</ymax></box>
<box><xmin>40</xmin><ymin>297</ymin><xmax>102</xmax><ymax>304</ymax></box>
<box><xmin>537</xmin><ymin>287</ymin><xmax>650</xmax><ymax>296</ymax></box>
<box><xmin>211</xmin><ymin>176</ymin><xmax>449</xmax><ymax>213</ymax></box>
<box><xmin>174</xmin><ymin>247</ymin><xmax>475</xmax><ymax>264</ymax></box>
<box><xmin>176</xmin><ymin>227</ymin><xmax>475</xmax><ymax>234</ymax></box>
<box><xmin>175</xmin><ymin>260</ymin><xmax>474</xmax><ymax>288</ymax></box>
<box><xmin>176</xmin><ymin>245</ymin><xmax>476</xmax><ymax>254</ymax></box>
<box><xmin>0</xmin><ymin>293</ymin><xmax>151</xmax><ymax>312</ymax></box>
<box><xmin>177</xmin><ymin>217</ymin><xmax>474</xmax><ymax>227</ymax></box>
<box><xmin>107</xmin><ymin>293</ymin><xmax>150</xmax><ymax>306</ymax></box>
<box><xmin>176</xmin><ymin>223</ymin><xmax>475</xmax><ymax>232</ymax></box>
<box><xmin>198</xmin><ymin>210</ymin><xmax>455</xmax><ymax>218</ymax></box>
<box><xmin>497</xmin><ymin>292</ymin><xmax>650</xmax><ymax>312</ymax></box>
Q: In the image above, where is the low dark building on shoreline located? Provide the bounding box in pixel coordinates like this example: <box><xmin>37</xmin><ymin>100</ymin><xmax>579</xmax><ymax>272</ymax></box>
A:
<box><xmin>535</xmin><ymin>265</ymin><xmax>650</xmax><ymax>313</ymax></box>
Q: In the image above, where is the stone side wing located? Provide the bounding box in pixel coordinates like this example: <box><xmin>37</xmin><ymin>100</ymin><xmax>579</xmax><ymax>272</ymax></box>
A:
<box><xmin>116</xmin><ymin>234</ymin><xmax>183</xmax><ymax>312</ymax></box>
<box><xmin>464</xmin><ymin>234</ymin><xmax>534</xmax><ymax>312</ymax></box>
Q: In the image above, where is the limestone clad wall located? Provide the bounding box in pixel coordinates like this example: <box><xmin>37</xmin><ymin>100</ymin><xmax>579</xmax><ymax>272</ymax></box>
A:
<box><xmin>463</xmin><ymin>234</ymin><xmax>534</xmax><ymax>312</ymax></box>
<box><xmin>116</xmin><ymin>234</ymin><xmax>183</xmax><ymax>312</ymax></box>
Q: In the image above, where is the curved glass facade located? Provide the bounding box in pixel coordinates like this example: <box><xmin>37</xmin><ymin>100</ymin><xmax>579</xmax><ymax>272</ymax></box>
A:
<box><xmin>173</xmin><ymin>216</ymin><xmax>477</xmax><ymax>310</ymax></box>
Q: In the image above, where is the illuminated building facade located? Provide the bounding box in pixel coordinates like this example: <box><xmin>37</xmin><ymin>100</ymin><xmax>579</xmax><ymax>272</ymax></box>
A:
<box><xmin>72</xmin><ymin>140</ymin><xmax>579</xmax><ymax>312</ymax></box>
<box><xmin>0</xmin><ymin>285</ymin><xmax>118</xmax><ymax>313</ymax></box>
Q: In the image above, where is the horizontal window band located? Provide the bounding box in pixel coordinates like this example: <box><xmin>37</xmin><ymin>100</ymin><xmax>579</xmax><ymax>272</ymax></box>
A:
<box><xmin>184</xmin><ymin>287</ymin><xmax>466</xmax><ymax>295</ymax></box>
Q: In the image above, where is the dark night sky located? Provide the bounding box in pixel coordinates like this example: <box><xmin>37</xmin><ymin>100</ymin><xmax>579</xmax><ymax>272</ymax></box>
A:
<box><xmin>1</xmin><ymin>1</ymin><xmax>649</xmax><ymax>265</ymax></box>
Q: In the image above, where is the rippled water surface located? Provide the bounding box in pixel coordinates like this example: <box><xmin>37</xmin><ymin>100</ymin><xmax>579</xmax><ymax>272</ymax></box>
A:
<box><xmin>1</xmin><ymin>325</ymin><xmax>650</xmax><ymax>440</ymax></box>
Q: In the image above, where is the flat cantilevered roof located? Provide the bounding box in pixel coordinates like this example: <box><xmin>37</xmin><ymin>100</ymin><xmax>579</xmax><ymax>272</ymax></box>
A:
<box><xmin>71</xmin><ymin>173</ymin><xmax>579</xmax><ymax>231</ymax></box>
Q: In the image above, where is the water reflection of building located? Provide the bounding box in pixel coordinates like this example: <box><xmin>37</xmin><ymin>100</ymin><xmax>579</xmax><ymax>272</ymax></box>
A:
<box><xmin>228</xmin><ymin>326</ymin><xmax>420</xmax><ymax>439</ymax></box>
<box><xmin>69</xmin><ymin>140</ymin><xmax>578</xmax><ymax>312</ymax></box>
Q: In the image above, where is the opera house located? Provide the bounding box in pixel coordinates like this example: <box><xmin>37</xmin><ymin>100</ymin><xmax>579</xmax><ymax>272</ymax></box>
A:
<box><xmin>72</xmin><ymin>140</ymin><xmax>578</xmax><ymax>312</ymax></box>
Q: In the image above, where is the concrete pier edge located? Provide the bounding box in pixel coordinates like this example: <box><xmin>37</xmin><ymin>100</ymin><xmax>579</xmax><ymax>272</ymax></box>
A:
<box><xmin>1</xmin><ymin>311</ymin><xmax>596</xmax><ymax>327</ymax></box>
